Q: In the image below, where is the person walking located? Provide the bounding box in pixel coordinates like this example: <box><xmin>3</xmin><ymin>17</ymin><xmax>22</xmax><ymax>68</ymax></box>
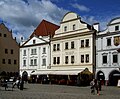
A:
<box><xmin>90</xmin><ymin>79</ymin><xmax>95</xmax><ymax>95</ymax></box>
<box><xmin>20</xmin><ymin>78</ymin><xmax>24</xmax><ymax>90</ymax></box>
<box><xmin>94</xmin><ymin>79</ymin><xmax>100</xmax><ymax>95</ymax></box>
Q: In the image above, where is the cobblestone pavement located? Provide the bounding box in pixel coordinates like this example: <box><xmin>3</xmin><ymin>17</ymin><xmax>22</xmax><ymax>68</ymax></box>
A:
<box><xmin>0</xmin><ymin>84</ymin><xmax>120</xmax><ymax>99</ymax></box>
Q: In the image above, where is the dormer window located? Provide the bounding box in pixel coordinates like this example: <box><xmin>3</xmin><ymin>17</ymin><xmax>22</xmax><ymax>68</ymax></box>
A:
<box><xmin>33</xmin><ymin>40</ymin><xmax>36</xmax><ymax>44</ymax></box>
<box><xmin>64</xmin><ymin>26</ymin><xmax>67</xmax><ymax>32</ymax></box>
<box><xmin>73</xmin><ymin>24</ymin><xmax>76</xmax><ymax>30</ymax></box>
<box><xmin>115</xmin><ymin>25</ymin><xmax>119</xmax><ymax>31</ymax></box>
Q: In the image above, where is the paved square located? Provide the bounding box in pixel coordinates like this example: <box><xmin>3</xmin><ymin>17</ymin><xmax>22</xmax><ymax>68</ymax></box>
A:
<box><xmin>0</xmin><ymin>84</ymin><xmax>120</xmax><ymax>99</ymax></box>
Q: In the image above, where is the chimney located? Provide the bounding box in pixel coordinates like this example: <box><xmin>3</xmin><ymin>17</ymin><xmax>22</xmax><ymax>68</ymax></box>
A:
<box><xmin>93</xmin><ymin>23</ymin><xmax>100</xmax><ymax>32</ymax></box>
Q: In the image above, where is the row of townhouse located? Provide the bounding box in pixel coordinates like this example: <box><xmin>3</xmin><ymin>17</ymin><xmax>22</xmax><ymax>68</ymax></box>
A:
<box><xmin>19</xmin><ymin>12</ymin><xmax>120</xmax><ymax>86</ymax></box>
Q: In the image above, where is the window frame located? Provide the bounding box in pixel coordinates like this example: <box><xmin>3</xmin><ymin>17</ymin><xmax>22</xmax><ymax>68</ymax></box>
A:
<box><xmin>5</xmin><ymin>49</ymin><xmax>8</xmax><ymax>54</ymax></box>
<box><xmin>71</xmin><ymin>56</ymin><xmax>74</xmax><ymax>64</ymax></box>
<box><xmin>23</xmin><ymin>60</ymin><xmax>26</xmax><ymax>66</ymax></box>
<box><xmin>65</xmin><ymin>42</ymin><xmax>68</xmax><ymax>50</ymax></box>
<box><xmin>113</xmin><ymin>54</ymin><xmax>118</xmax><ymax>63</ymax></box>
<box><xmin>65</xmin><ymin>56</ymin><xmax>68</xmax><ymax>64</ymax></box>
<box><xmin>2</xmin><ymin>59</ymin><xmax>5</xmax><ymax>64</ymax></box>
<box><xmin>102</xmin><ymin>55</ymin><xmax>107</xmax><ymax>64</ymax></box>
<box><xmin>53</xmin><ymin>57</ymin><xmax>56</xmax><ymax>64</ymax></box>
<box><xmin>81</xmin><ymin>55</ymin><xmax>84</xmax><ymax>63</ymax></box>
<box><xmin>73</xmin><ymin>24</ymin><xmax>76</xmax><ymax>30</ymax></box>
<box><xmin>86</xmin><ymin>54</ymin><xmax>89</xmax><ymax>63</ymax></box>
<box><xmin>85</xmin><ymin>39</ymin><xmax>89</xmax><ymax>47</ymax></box>
<box><xmin>8</xmin><ymin>59</ymin><xmax>11</xmax><ymax>64</ymax></box>
<box><xmin>57</xmin><ymin>44</ymin><xmax>60</xmax><ymax>51</ymax></box>
<box><xmin>64</xmin><ymin>26</ymin><xmax>67</xmax><ymax>32</ymax></box>
<box><xmin>71</xmin><ymin>41</ymin><xmax>74</xmax><ymax>49</ymax></box>
<box><xmin>115</xmin><ymin>25</ymin><xmax>119</xmax><ymax>31</ymax></box>
<box><xmin>81</xmin><ymin>40</ymin><xmax>84</xmax><ymax>48</ymax></box>
<box><xmin>107</xmin><ymin>38</ymin><xmax>111</xmax><ymax>46</ymax></box>
<box><xmin>43</xmin><ymin>47</ymin><xmax>46</xmax><ymax>54</ymax></box>
<box><xmin>53</xmin><ymin>44</ymin><xmax>56</xmax><ymax>51</ymax></box>
<box><xmin>57</xmin><ymin>57</ymin><xmax>60</xmax><ymax>64</ymax></box>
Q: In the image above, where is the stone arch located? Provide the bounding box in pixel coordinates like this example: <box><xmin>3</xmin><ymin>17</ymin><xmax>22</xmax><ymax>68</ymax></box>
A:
<box><xmin>0</xmin><ymin>71</ymin><xmax>7</xmax><ymax>76</ymax></box>
<box><xmin>109</xmin><ymin>70</ymin><xmax>120</xmax><ymax>86</ymax></box>
<box><xmin>22</xmin><ymin>71</ymin><xmax>28</xmax><ymax>82</ymax></box>
<box><xmin>96</xmin><ymin>71</ymin><xmax>105</xmax><ymax>85</ymax></box>
<box><xmin>96</xmin><ymin>71</ymin><xmax>105</xmax><ymax>80</ymax></box>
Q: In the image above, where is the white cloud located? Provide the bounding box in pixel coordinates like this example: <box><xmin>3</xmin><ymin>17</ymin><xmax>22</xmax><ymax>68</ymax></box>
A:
<box><xmin>82</xmin><ymin>16</ymin><xmax>97</xmax><ymax>25</ymax></box>
<box><xmin>0</xmin><ymin>0</ymin><xmax>68</xmax><ymax>41</ymax></box>
<box><xmin>71</xmin><ymin>3</ymin><xmax>90</xmax><ymax>12</ymax></box>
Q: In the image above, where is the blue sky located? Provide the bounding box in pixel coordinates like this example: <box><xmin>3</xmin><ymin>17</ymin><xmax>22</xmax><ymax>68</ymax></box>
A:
<box><xmin>0</xmin><ymin>0</ymin><xmax>120</xmax><ymax>42</ymax></box>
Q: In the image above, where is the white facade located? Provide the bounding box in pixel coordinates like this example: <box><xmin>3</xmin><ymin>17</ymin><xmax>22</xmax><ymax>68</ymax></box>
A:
<box><xmin>20</xmin><ymin>36</ymin><xmax>50</xmax><ymax>77</ymax></box>
<box><xmin>51</xmin><ymin>12</ymin><xmax>96</xmax><ymax>74</ymax></box>
<box><xmin>96</xmin><ymin>17</ymin><xmax>120</xmax><ymax>85</ymax></box>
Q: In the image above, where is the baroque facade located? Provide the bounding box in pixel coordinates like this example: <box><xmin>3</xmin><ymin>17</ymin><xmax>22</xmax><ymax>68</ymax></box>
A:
<box><xmin>51</xmin><ymin>12</ymin><xmax>96</xmax><ymax>75</ymax></box>
<box><xmin>96</xmin><ymin>17</ymin><xmax>120</xmax><ymax>86</ymax></box>
<box><xmin>19</xmin><ymin>20</ymin><xmax>59</xmax><ymax>80</ymax></box>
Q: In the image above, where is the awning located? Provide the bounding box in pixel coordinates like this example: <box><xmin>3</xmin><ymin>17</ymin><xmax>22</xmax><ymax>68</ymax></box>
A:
<box><xmin>31</xmin><ymin>69</ymin><xmax>83</xmax><ymax>75</ymax></box>
<box><xmin>51</xmin><ymin>70</ymin><xmax>82</xmax><ymax>75</ymax></box>
<box><xmin>31</xmin><ymin>71</ymin><xmax>52</xmax><ymax>75</ymax></box>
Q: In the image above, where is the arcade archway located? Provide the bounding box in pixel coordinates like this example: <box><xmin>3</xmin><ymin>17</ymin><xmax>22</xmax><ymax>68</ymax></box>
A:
<box><xmin>96</xmin><ymin>71</ymin><xmax>105</xmax><ymax>85</ymax></box>
<box><xmin>109</xmin><ymin>70</ymin><xmax>120</xmax><ymax>86</ymax></box>
<box><xmin>22</xmin><ymin>71</ymin><xmax>28</xmax><ymax>82</ymax></box>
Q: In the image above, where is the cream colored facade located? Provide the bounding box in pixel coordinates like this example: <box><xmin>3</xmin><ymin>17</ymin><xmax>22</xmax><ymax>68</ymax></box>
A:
<box><xmin>51</xmin><ymin>12</ymin><xmax>96</xmax><ymax>74</ymax></box>
<box><xmin>0</xmin><ymin>23</ymin><xmax>19</xmax><ymax>73</ymax></box>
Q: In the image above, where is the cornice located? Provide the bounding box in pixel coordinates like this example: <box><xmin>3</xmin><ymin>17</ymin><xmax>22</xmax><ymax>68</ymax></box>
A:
<box><xmin>51</xmin><ymin>30</ymin><xmax>95</xmax><ymax>41</ymax></box>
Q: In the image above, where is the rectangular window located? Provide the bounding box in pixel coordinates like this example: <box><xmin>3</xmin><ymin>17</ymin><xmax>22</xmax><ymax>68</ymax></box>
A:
<box><xmin>53</xmin><ymin>44</ymin><xmax>56</xmax><ymax>51</ymax></box>
<box><xmin>23</xmin><ymin>50</ymin><xmax>26</xmax><ymax>56</ymax></box>
<box><xmin>5</xmin><ymin>49</ymin><xmax>8</xmax><ymax>54</ymax></box>
<box><xmin>2</xmin><ymin>59</ymin><xmax>5</xmax><ymax>64</ymax></box>
<box><xmin>23</xmin><ymin>60</ymin><xmax>26</xmax><ymax>66</ymax></box>
<box><xmin>85</xmin><ymin>39</ymin><xmax>89</xmax><ymax>47</ymax></box>
<box><xmin>57</xmin><ymin>44</ymin><xmax>60</xmax><ymax>51</ymax></box>
<box><xmin>103</xmin><ymin>55</ymin><xmax>107</xmax><ymax>64</ymax></box>
<box><xmin>115</xmin><ymin>25</ymin><xmax>119</xmax><ymax>31</ymax></box>
<box><xmin>86</xmin><ymin>54</ymin><xmax>89</xmax><ymax>63</ymax></box>
<box><xmin>65</xmin><ymin>56</ymin><xmax>68</xmax><ymax>64</ymax></box>
<box><xmin>107</xmin><ymin>38</ymin><xmax>111</xmax><ymax>46</ymax></box>
<box><xmin>64</xmin><ymin>26</ymin><xmax>67</xmax><ymax>32</ymax></box>
<box><xmin>81</xmin><ymin>40</ymin><xmax>84</xmax><ymax>48</ymax></box>
<box><xmin>73</xmin><ymin>24</ymin><xmax>76</xmax><ymax>30</ymax></box>
<box><xmin>57</xmin><ymin>57</ymin><xmax>60</xmax><ymax>64</ymax></box>
<box><xmin>71</xmin><ymin>41</ymin><xmax>74</xmax><ymax>49</ymax></box>
<box><xmin>4</xmin><ymin>34</ymin><xmax>6</xmax><ymax>37</ymax></box>
<box><xmin>81</xmin><ymin>55</ymin><xmax>84</xmax><ymax>63</ymax></box>
<box><xmin>113</xmin><ymin>54</ymin><xmax>118</xmax><ymax>63</ymax></box>
<box><xmin>65</xmin><ymin>42</ymin><xmax>68</xmax><ymax>49</ymax></box>
<box><xmin>14</xmin><ymin>60</ymin><xmax>17</xmax><ymax>64</ymax></box>
<box><xmin>43</xmin><ymin>48</ymin><xmax>46</xmax><ymax>53</ymax></box>
<box><xmin>34</xmin><ymin>59</ymin><xmax>37</xmax><ymax>65</ymax></box>
<box><xmin>71</xmin><ymin>56</ymin><xmax>74</xmax><ymax>64</ymax></box>
<box><xmin>11</xmin><ymin>49</ymin><xmax>13</xmax><ymax>54</ymax></box>
<box><xmin>42</xmin><ymin>59</ymin><xmax>46</xmax><ymax>66</ymax></box>
<box><xmin>30</xmin><ymin>59</ymin><xmax>33</xmax><ymax>65</ymax></box>
<box><xmin>31</xmin><ymin>49</ymin><xmax>37</xmax><ymax>55</ymax></box>
<box><xmin>53</xmin><ymin>57</ymin><xmax>56</xmax><ymax>64</ymax></box>
<box><xmin>8</xmin><ymin>59</ymin><xmax>11</xmax><ymax>64</ymax></box>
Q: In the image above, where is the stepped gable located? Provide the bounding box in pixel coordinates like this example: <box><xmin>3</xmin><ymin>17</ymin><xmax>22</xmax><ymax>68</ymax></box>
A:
<box><xmin>30</xmin><ymin>20</ymin><xmax>59</xmax><ymax>38</ymax></box>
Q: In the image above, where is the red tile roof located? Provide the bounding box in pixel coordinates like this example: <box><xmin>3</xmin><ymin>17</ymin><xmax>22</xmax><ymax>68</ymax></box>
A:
<box><xmin>30</xmin><ymin>20</ymin><xmax>59</xmax><ymax>38</ymax></box>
